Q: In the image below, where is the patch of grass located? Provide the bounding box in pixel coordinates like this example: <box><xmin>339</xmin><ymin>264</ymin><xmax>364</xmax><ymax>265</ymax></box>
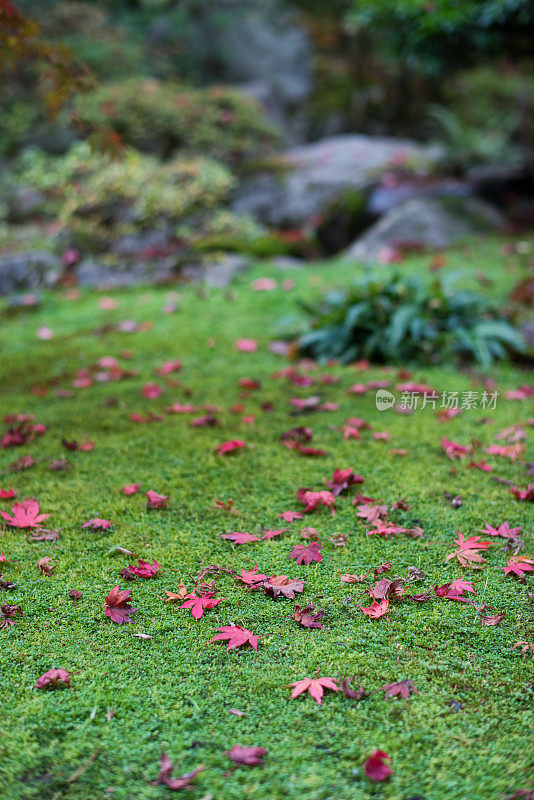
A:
<box><xmin>0</xmin><ymin>237</ymin><xmax>532</xmax><ymax>800</ymax></box>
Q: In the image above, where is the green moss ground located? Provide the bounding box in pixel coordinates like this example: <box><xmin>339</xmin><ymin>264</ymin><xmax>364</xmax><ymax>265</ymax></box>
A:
<box><xmin>0</xmin><ymin>237</ymin><xmax>532</xmax><ymax>800</ymax></box>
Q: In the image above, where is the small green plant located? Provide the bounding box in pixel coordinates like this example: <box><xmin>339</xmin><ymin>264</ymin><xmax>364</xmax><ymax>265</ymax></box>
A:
<box><xmin>298</xmin><ymin>270</ymin><xmax>525</xmax><ymax>367</ymax></box>
<box><xmin>427</xmin><ymin>105</ymin><xmax>520</xmax><ymax>172</ymax></box>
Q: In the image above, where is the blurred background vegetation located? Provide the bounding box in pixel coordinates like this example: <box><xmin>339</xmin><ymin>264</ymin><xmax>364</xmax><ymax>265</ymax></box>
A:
<box><xmin>1</xmin><ymin>0</ymin><xmax>533</xmax><ymax>271</ymax></box>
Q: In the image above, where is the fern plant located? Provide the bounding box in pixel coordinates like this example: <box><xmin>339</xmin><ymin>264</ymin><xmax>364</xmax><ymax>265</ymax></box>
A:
<box><xmin>297</xmin><ymin>271</ymin><xmax>524</xmax><ymax>367</ymax></box>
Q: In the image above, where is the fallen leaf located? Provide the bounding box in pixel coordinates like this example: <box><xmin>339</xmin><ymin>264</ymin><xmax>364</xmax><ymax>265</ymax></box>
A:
<box><xmin>289</xmin><ymin>675</ymin><xmax>339</xmax><ymax>705</ymax></box>
<box><xmin>364</xmin><ymin>750</ymin><xmax>392</xmax><ymax>781</ymax></box>
<box><xmin>208</xmin><ymin>624</ymin><xmax>258</xmax><ymax>650</ymax></box>
<box><xmin>291</xmin><ymin>604</ymin><xmax>325</xmax><ymax>628</ymax></box>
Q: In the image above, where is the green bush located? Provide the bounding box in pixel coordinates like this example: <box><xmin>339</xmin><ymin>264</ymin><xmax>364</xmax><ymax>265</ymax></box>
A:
<box><xmin>74</xmin><ymin>78</ymin><xmax>278</xmax><ymax>164</ymax></box>
<box><xmin>12</xmin><ymin>142</ymin><xmax>236</xmax><ymax>248</ymax></box>
<box><xmin>427</xmin><ymin>105</ymin><xmax>521</xmax><ymax>172</ymax></box>
<box><xmin>444</xmin><ymin>64</ymin><xmax>534</xmax><ymax>149</ymax></box>
<box><xmin>297</xmin><ymin>270</ymin><xmax>525</xmax><ymax>367</ymax></box>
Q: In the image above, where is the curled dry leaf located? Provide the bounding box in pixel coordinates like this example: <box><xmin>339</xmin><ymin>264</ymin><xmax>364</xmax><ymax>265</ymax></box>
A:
<box><xmin>340</xmin><ymin>676</ymin><xmax>368</xmax><ymax>701</ymax></box>
<box><xmin>151</xmin><ymin>752</ymin><xmax>204</xmax><ymax>791</ymax></box>
<box><xmin>146</xmin><ymin>490</ymin><xmax>168</xmax><ymax>509</ymax></box>
<box><xmin>36</xmin><ymin>668</ymin><xmax>70</xmax><ymax>690</ymax></box>
<box><xmin>512</xmin><ymin>641</ymin><xmax>534</xmax><ymax>657</ymax></box>
<box><xmin>159</xmin><ymin>582</ymin><xmax>188</xmax><ymax>603</ymax></box>
<box><xmin>226</xmin><ymin>745</ymin><xmax>267</xmax><ymax>767</ymax></box>
<box><xmin>38</xmin><ymin>557</ymin><xmax>55</xmax><ymax>576</ymax></box>
<box><xmin>263</xmin><ymin>575</ymin><xmax>305</xmax><ymax>600</ymax></box>
<box><xmin>479</xmin><ymin>609</ymin><xmax>506</xmax><ymax>626</ymax></box>
<box><xmin>291</xmin><ymin>604</ymin><xmax>325</xmax><ymax>629</ymax></box>
<box><xmin>0</xmin><ymin>604</ymin><xmax>23</xmax><ymax>628</ymax></box>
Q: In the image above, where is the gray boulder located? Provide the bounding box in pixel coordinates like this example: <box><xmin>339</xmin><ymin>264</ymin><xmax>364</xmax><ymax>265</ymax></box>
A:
<box><xmin>345</xmin><ymin>196</ymin><xmax>506</xmax><ymax>263</ymax></box>
<box><xmin>232</xmin><ymin>134</ymin><xmax>443</xmax><ymax>228</ymax></box>
<box><xmin>0</xmin><ymin>251</ymin><xmax>61</xmax><ymax>295</ymax></box>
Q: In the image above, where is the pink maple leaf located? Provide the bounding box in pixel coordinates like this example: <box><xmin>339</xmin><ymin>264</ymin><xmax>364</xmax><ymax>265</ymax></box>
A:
<box><xmin>235</xmin><ymin>339</ymin><xmax>258</xmax><ymax>352</ymax></box>
<box><xmin>278</xmin><ymin>510</ymin><xmax>303</xmax><ymax>523</ymax></box>
<box><xmin>215</xmin><ymin>440</ymin><xmax>246</xmax><ymax>456</ymax></box>
<box><xmin>81</xmin><ymin>518</ymin><xmax>113</xmax><ymax>531</ymax></box>
<box><xmin>180</xmin><ymin>591</ymin><xmax>224</xmax><ymax>619</ymax></box>
<box><xmin>220</xmin><ymin>532</ymin><xmax>260</xmax><ymax>545</ymax></box>
<box><xmin>121</xmin><ymin>483</ymin><xmax>141</xmax><ymax>495</ymax></box>
<box><xmin>360</xmin><ymin>599</ymin><xmax>389</xmax><ymax>618</ymax></box>
<box><xmin>128</xmin><ymin>559</ymin><xmax>160</xmax><ymax>578</ymax></box>
<box><xmin>0</xmin><ymin>499</ymin><xmax>50</xmax><ymax>529</ymax></box>
<box><xmin>289</xmin><ymin>542</ymin><xmax>322</xmax><ymax>565</ymax></box>
<box><xmin>36</xmin><ymin>668</ymin><xmax>70</xmax><ymax>690</ymax></box>
<box><xmin>146</xmin><ymin>490</ymin><xmax>168</xmax><ymax>509</ymax></box>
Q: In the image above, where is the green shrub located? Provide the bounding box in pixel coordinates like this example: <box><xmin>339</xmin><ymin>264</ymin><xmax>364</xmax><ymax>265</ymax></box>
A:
<box><xmin>12</xmin><ymin>142</ymin><xmax>236</xmax><ymax>248</ymax></box>
<box><xmin>444</xmin><ymin>64</ymin><xmax>534</xmax><ymax>149</ymax></box>
<box><xmin>297</xmin><ymin>270</ymin><xmax>525</xmax><ymax>367</ymax></box>
<box><xmin>427</xmin><ymin>105</ymin><xmax>521</xmax><ymax>172</ymax></box>
<box><xmin>74</xmin><ymin>78</ymin><xmax>278</xmax><ymax>164</ymax></box>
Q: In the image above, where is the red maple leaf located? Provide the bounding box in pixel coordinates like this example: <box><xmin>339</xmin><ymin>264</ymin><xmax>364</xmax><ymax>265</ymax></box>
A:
<box><xmin>104</xmin><ymin>586</ymin><xmax>137</xmax><ymax>624</ymax></box>
<box><xmin>382</xmin><ymin>679</ymin><xmax>417</xmax><ymax>699</ymax></box>
<box><xmin>262</xmin><ymin>575</ymin><xmax>305</xmax><ymax>599</ymax></box>
<box><xmin>121</xmin><ymin>483</ymin><xmax>141</xmax><ymax>495</ymax></box>
<box><xmin>449</xmin><ymin>579</ymin><xmax>476</xmax><ymax>594</ymax></box>
<box><xmin>433</xmin><ymin>583</ymin><xmax>474</xmax><ymax>603</ymax></box>
<box><xmin>289</xmin><ymin>542</ymin><xmax>322</xmax><ymax>565</ymax></box>
<box><xmin>220</xmin><ymin>532</ymin><xmax>260</xmax><ymax>545</ymax></box>
<box><xmin>510</xmin><ymin>484</ymin><xmax>534</xmax><ymax>501</ymax></box>
<box><xmin>277</xmin><ymin>510</ymin><xmax>303</xmax><ymax>523</ymax></box>
<box><xmin>146</xmin><ymin>490</ymin><xmax>168</xmax><ymax>509</ymax></box>
<box><xmin>0</xmin><ymin>499</ymin><xmax>50</xmax><ymax>529</ymax></box>
<box><xmin>289</xmin><ymin>675</ymin><xmax>339</xmax><ymax>705</ymax></box>
<box><xmin>441</xmin><ymin>437</ymin><xmax>471</xmax><ymax>460</ymax></box>
<box><xmin>208</xmin><ymin>624</ymin><xmax>258</xmax><ymax>650</ymax></box>
<box><xmin>151</xmin><ymin>752</ymin><xmax>204</xmax><ymax>791</ymax></box>
<box><xmin>445</xmin><ymin>529</ymin><xmax>492</xmax><ymax>568</ymax></box>
<box><xmin>128</xmin><ymin>559</ymin><xmax>160</xmax><ymax>578</ymax></box>
<box><xmin>291</xmin><ymin>604</ymin><xmax>325</xmax><ymax>628</ymax></box>
<box><xmin>359</xmin><ymin>599</ymin><xmax>389</xmax><ymax>618</ymax></box>
<box><xmin>36</xmin><ymin>668</ymin><xmax>70</xmax><ymax>690</ymax></box>
<box><xmin>62</xmin><ymin>437</ymin><xmax>94</xmax><ymax>451</ymax></box>
<box><xmin>327</xmin><ymin>468</ymin><xmax>365</xmax><ymax>496</ymax></box>
<box><xmin>235</xmin><ymin>565</ymin><xmax>268</xmax><ymax>587</ymax></box>
<box><xmin>226</xmin><ymin>745</ymin><xmax>267</xmax><ymax>767</ymax></box>
<box><xmin>479</xmin><ymin>521</ymin><xmax>522</xmax><ymax>539</ymax></box>
<box><xmin>180</xmin><ymin>591</ymin><xmax>224</xmax><ymax>619</ymax></box>
<box><xmin>297</xmin><ymin>489</ymin><xmax>336</xmax><ymax>516</ymax></box>
<box><xmin>260</xmin><ymin>527</ymin><xmax>289</xmax><ymax>540</ymax></box>
<box><xmin>212</xmin><ymin>498</ymin><xmax>239</xmax><ymax>514</ymax></box>
<box><xmin>0</xmin><ymin>486</ymin><xmax>17</xmax><ymax>500</ymax></box>
<box><xmin>142</xmin><ymin>382</ymin><xmax>163</xmax><ymax>399</ymax></box>
<box><xmin>155</xmin><ymin>359</ymin><xmax>182</xmax><ymax>376</ymax></box>
<box><xmin>215</xmin><ymin>440</ymin><xmax>246</xmax><ymax>456</ymax></box>
<box><xmin>82</xmin><ymin>517</ymin><xmax>113</xmax><ymax>531</ymax></box>
<box><xmin>364</xmin><ymin>750</ymin><xmax>392</xmax><ymax>781</ymax></box>
<box><xmin>166</xmin><ymin>403</ymin><xmax>196</xmax><ymax>414</ymax></box>
<box><xmin>503</xmin><ymin>556</ymin><xmax>534</xmax><ymax>579</ymax></box>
